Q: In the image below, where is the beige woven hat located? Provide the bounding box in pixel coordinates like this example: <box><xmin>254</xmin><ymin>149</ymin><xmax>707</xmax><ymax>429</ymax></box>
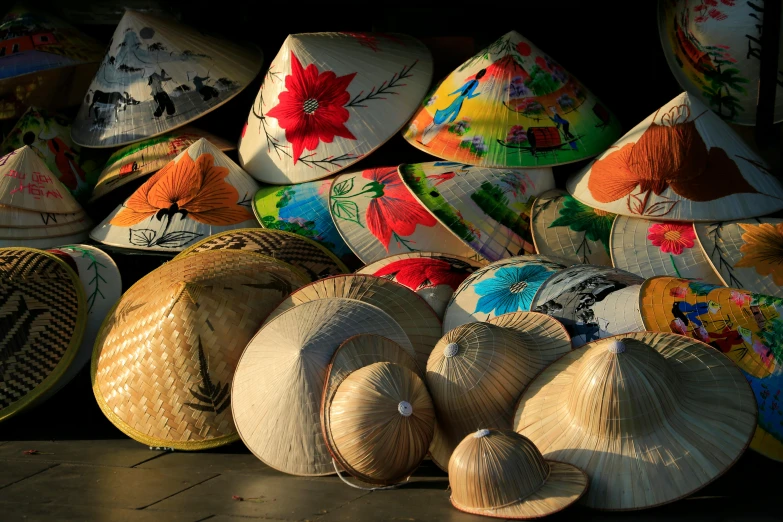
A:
<box><xmin>0</xmin><ymin>207</ymin><xmax>86</xmax><ymax>228</ymax></box>
<box><xmin>325</xmin><ymin>361</ymin><xmax>435</xmax><ymax>486</ymax></box>
<box><xmin>514</xmin><ymin>332</ymin><xmax>757</xmax><ymax>510</ymax></box>
<box><xmin>263</xmin><ymin>274</ymin><xmax>440</xmax><ymax>370</ymax></box>
<box><xmin>449</xmin><ymin>429</ymin><xmax>588</xmax><ymax>519</ymax></box>
<box><xmin>91</xmin><ymin>249</ymin><xmax>309</xmax><ymax>450</ymax></box>
<box><xmin>232</xmin><ymin>298</ymin><xmax>414</xmax><ymax>477</ymax></box>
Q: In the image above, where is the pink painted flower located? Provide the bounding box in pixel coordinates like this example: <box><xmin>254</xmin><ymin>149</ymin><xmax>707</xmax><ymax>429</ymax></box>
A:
<box><xmin>669</xmin><ymin>286</ymin><xmax>687</xmax><ymax>298</ymax></box>
<box><xmin>729</xmin><ymin>290</ymin><xmax>752</xmax><ymax>307</ymax></box>
<box><xmin>647</xmin><ymin>222</ymin><xmax>696</xmax><ymax>255</ymax></box>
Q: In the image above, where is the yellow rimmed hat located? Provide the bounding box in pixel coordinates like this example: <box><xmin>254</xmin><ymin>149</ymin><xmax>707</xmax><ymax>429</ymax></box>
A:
<box><xmin>514</xmin><ymin>332</ymin><xmax>757</xmax><ymax>510</ymax></box>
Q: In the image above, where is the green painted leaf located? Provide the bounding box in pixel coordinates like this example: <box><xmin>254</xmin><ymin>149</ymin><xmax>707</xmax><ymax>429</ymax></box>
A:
<box><xmin>332</xmin><ymin>177</ymin><xmax>354</xmax><ymax>196</ymax></box>
<box><xmin>331</xmin><ymin>199</ymin><xmax>361</xmax><ymax>225</ymax></box>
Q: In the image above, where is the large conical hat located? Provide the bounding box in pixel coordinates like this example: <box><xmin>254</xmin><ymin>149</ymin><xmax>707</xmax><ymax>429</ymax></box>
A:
<box><xmin>0</xmin><ymin>146</ymin><xmax>83</xmax><ymax>214</ymax></box>
<box><xmin>70</xmin><ymin>9</ymin><xmax>263</xmax><ymax>148</ymax></box>
<box><xmin>0</xmin><ymin>215</ymin><xmax>92</xmax><ymax>239</ymax></box>
<box><xmin>658</xmin><ymin>1</ymin><xmax>783</xmax><ymax>126</ymax></box>
<box><xmin>0</xmin><ymin>247</ymin><xmax>87</xmax><ymax>423</ymax></box>
<box><xmin>514</xmin><ymin>333</ymin><xmax>757</xmax><ymax>510</ymax></box>
<box><xmin>90</xmin><ymin>126</ymin><xmax>236</xmax><ymax>202</ymax></box>
<box><xmin>566</xmin><ymin>92</ymin><xmax>783</xmax><ymax>221</ymax></box>
<box><xmin>237</xmin><ymin>32</ymin><xmax>433</xmax><ymax>184</ymax></box>
<box><xmin>398</xmin><ymin>162</ymin><xmax>555</xmax><ymax>261</ymax></box>
<box><xmin>90</xmin><ymin>138</ymin><xmax>259</xmax><ymax>253</ymax></box>
<box><xmin>0</xmin><ymin>207</ymin><xmax>85</xmax><ymax>228</ymax></box>
<box><xmin>402</xmin><ymin>30</ymin><xmax>622</xmax><ymax>168</ymax></box>
<box><xmin>92</xmin><ymin>250</ymin><xmax>309</xmax><ymax>449</ymax></box>
<box><xmin>231</xmin><ymin>298</ymin><xmax>414</xmax><ymax>476</ymax></box>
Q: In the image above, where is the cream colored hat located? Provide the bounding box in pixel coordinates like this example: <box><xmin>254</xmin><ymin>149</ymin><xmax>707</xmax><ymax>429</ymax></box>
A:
<box><xmin>0</xmin><ymin>146</ymin><xmax>83</xmax><ymax>214</ymax></box>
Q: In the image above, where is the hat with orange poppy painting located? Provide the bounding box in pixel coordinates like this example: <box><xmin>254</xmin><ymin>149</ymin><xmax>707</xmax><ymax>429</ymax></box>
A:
<box><xmin>237</xmin><ymin>32</ymin><xmax>433</xmax><ymax>185</ymax></box>
<box><xmin>90</xmin><ymin>138</ymin><xmax>260</xmax><ymax>253</ymax></box>
<box><xmin>566</xmin><ymin>92</ymin><xmax>783</xmax><ymax>221</ymax></box>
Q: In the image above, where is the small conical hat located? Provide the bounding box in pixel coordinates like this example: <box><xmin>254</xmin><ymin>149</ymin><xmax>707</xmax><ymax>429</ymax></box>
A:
<box><xmin>0</xmin><ymin>215</ymin><xmax>92</xmax><ymax>240</ymax></box>
<box><xmin>398</xmin><ymin>162</ymin><xmax>555</xmax><ymax>260</ymax></box>
<box><xmin>530</xmin><ymin>189</ymin><xmax>614</xmax><ymax>266</ymax></box>
<box><xmin>695</xmin><ymin>218</ymin><xmax>783</xmax><ymax>297</ymax></box>
<box><xmin>449</xmin><ymin>429</ymin><xmax>588</xmax><ymax>519</ymax></box>
<box><xmin>330</xmin><ymin>166</ymin><xmax>476</xmax><ymax>264</ymax></box>
<box><xmin>232</xmin><ymin>298</ymin><xmax>414</xmax><ymax>477</ymax></box>
<box><xmin>71</xmin><ymin>9</ymin><xmax>263</xmax><ymax>148</ymax></box>
<box><xmin>238</xmin><ymin>32</ymin><xmax>433</xmax><ymax>184</ymax></box>
<box><xmin>566</xmin><ymin>92</ymin><xmax>783</xmax><ymax>221</ymax></box>
<box><xmin>90</xmin><ymin>138</ymin><xmax>260</xmax><ymax>253</ymax></box>
<box><xmin>0</xmin><ymin>206</ymin><xmax>85</xmax><ymax>228</ymax></box>
<box><xmin>92</xmin><ymin>250</ymin><xmax>309</xmax><ymax>449</ymax></box>
<box><xmin>0</xmin><ymin>146</ymin><xmax>83</xmax><ymax>214</ymax></box>
<box><xmin>174</xmin><ymin>228</ymin><xmax>348</xmax><ymax>281</ymax></box>
<box><xmin>514</xmin><ymin>333</ymin><xmax>757</xmax><ymax>510</ymax></box>
<box><xmin>253</xmin><ymin>177</ymin><xmax>354</xmax><ymax>262</ymax></box>
<box><xmin>90</xmin><ymin>127</ymin><xmax>236</xmax><ymax>202</ymax></box>
<box><xmin>442</xmin><ymin>255</ymin><xmax>566</xmax><ymax>334</ymax></box>
<box><xmin>264</xmin><ymin>274</ymin><xmax>439</xmax><ymax>370</ymax></box>
<box><xmin>325</xmin><ymin>361</ymin><xmax>435</xmax><ymax>485</ymax></box>
<box><xmin>402</xmin><ymin>30</ymin><xmax>622</xmax><ymax>168</ymax></box>
<box><xmin>0</xmin><ymin>247</ymin><xmax>87</xmax><ymax>423</ymax></box>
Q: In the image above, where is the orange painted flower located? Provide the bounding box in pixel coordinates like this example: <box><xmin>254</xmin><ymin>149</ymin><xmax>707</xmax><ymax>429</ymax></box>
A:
<box><xmin>110</xmin><ymin>152</ymin><xmax>252</xmax><ymax>227</ymax></box>
<box><xmin>734</xmin><ymin>222</ymin><xmax>783</xmax><ymax>285</ymax></box>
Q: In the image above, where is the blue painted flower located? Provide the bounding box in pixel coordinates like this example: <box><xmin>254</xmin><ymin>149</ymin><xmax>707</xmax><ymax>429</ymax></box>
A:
<box><xmin>474</xmin><ymin>264</ymin><xmax>553</xmax><ymax>315</ymax></box>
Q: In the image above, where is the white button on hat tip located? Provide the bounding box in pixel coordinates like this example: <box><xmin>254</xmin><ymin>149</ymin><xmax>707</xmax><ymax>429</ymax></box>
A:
<box><xmin>398</xmin><ymin>401</ymin><xmax>413</xmax><ymax>416</ymax></box>
<box><xmin>444</xmin><ymin>342</ymin><xmax>459</xmax><ymax>358</ymax></box>
<box><xmin>474</xmin><ymin>429</ymin><xmax>490</xmax><ymax>438</ymax></box>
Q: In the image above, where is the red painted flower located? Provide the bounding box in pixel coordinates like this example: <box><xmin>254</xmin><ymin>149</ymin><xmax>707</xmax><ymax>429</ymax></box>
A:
<box><xmin>266</xmin><ymin>51</ymin><xmax>357</xmax><ymax>164</ymax></box>
<box><xmin>669</xmin><ymin>286</ymin><xmax>687</xmax><ymax>298</ymax></box>
<box><xmin>647</xmin><ymin>222</ymin><xmax>696</xmax><ymax>255</ymax></box>
<box><xmin>373</xmin><ymin>258</ymin><xmax>473</xmax><ymax>291</ymax></box>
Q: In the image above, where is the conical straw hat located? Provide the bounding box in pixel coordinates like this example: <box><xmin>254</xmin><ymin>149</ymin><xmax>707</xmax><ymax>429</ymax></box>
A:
<box><xmin>0</xmin><ymin>146</ymin><xmax>83</xmax><ymax>214</ymax></box>
<box><xmin>0</xmin><ymin>247</ymin><xmax>87</xmax><ymax>423</ymax></box>
<box><xmin>0</xmin><ymin>231</ymin><xmax>90</xmax><ymax>249</ymax></box>
<box><xmin>610</xmin><ymin>215</ymin><xmax>723</xmax><ymax>284</ymax></box>
<box><xmin>449</xmin><ymin>429</ymin><xmax>588</xmax><ymax>519</ymax></box>
<box><xmin>402</xmin><ymin>30</ymin><xmax>622</xmax><ymax>168</ymax></box>
<box><xmin>253</xmin><ymin>177</ymin><xmax>355</xmax><ymax>263</ymax></box>
<box><xmin>695</xmin><ymin>218</ymin><xmax>783</xmax><ymax>297</ymax></box>
<box><xmin>329</xmin><ymin>166</ymin><xmax>476</xmax><ymax>264</ymax></box>
<box><xmin>0</xmin><ymin>206</ymin><xmax>85</xmax><ymax>228</ymax></box>
<box><xmin>513</xmin><ymin>332</ymin><xmax>757</xmax><ymax>510</ymax></box>
<box><xmin>232</xmin><ymin>297</ymin><xmax>414</xmax><ymax>476</ymax></box>
<box><xmin>90</xmin><ymin>138</ymin><xmax>259</xmax><ymax>253</ymax></box>
<box><xmin>0</xmin><ymin>215</ymin><xmax>92</xmax><ymax>240</ymax></box>
<box><xmin>263</xmin><ymin>274</ymin><xmax>439</xmax><ymax>370</ymax></box>
<box><xmin>71</xmin><ymin>9</ymin><xmax>263</xmax><ymax>148</ymax></box>
<box><xmin>398</xmin><ymin>162</ymin><xmax>555</xmax><ymax>261</ymax></box>
<box><xmin>442</xmin><ymin>255</ymin><xmax>566</xmax><ymax>334</ymax></box>
<box><xmin>90</xmin><ymin>126</ymin><xmax>236</xmax><ymax>202</ymax></box>
<box><xmin>91</xmin><ymin>250</ymin><xmax>309</xmax><ymax>449</ymax></box>
<box><xmin>658</xmin><ymin>1</ymin><xmax>783</xmax><ymax>126</ymax></box>
<box><xmin>174</xmin><ymin>228</ymin><xmax>348</xmax><ymax>281</ymax></box>
<box><xmin>530</xmin><ymin>189</ymin><xmax>615</xmax><ymax>266</ymax></box>
<box><xmin>325</xmin><ymin>361</ymin><xmax>435</xmax><ymax>485</ymax></box>
<box><xmin>237</xmin><ymin>31</ymin><xmax>433</xmax><ymax>184</ymax></box>
<box><xmin>566</xmin><ymin>92</ymin><xmax>783</xmax><ymax>221</ymax></box>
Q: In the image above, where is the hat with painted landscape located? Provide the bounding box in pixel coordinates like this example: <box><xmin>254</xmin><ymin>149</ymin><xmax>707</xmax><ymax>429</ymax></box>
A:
<box><xmin>566</xmin><ymin>92</ymin><xmax>783</xmax><ymax>221</ymax></box>
<box><xmin>513</xmin><ymin>332</ymin><xmax>757</xmax><ymax>510</ymax></box>
<box><xmin>398</xmin><ymin>162</ymin><xmax>555</xmax><ymax>261</ymax></box>
<box><xmin>0</xmin><ymin>146</ymin><xmax>83</xmax><ymax>214</ymax></box>
<box><xmin>90</xmin><ymin>138</ymin><xmax>260</xmax><ymax>253</ymax></box>
<box><xmin>530</xmin><ymin>189</ymin><xmax>615</xmax><ymax>267</ymax></box>
<box><xmin>91</xmin><ymin>249</ymin><xmax>309</xmax><ymax>450</ymax></box>
<box><xmin>237</xmin><ymin>31</ymin><xmax>432</xmax><ymax>184</ymax></box>
<box><xmin>232</xmin><ymin>298</ymin><xmax>414</xmax><ymax>476</ymax></box>
<box><xmin>402</xmin><ymin>30</ymin><xmax>622</xmax><ymax>168</ymax></box>
<box><xmin>70</xmin><ymin>8</ymin><xmax>263</xmax><ymax>148</ymax></box>
<box><xmin>449</xmin><ymin>429</ymin><xmax>588</xmax><ymax>519</ymax></box>
<box><xmin>0</xmin><ymin>247</ymin><xmax>87</xmax><ymax>423</ymax></box>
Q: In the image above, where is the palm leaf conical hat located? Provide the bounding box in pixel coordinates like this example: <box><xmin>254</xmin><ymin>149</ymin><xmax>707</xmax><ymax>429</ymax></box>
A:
<box><xmin>0</xmin><ymin>146</ymin><xmax>83</xmax><ymax>214</ymax></box>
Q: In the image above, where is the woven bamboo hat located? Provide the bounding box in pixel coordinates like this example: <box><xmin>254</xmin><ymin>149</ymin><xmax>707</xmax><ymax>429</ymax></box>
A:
<box><xmin>566</xmin><ymin>92</ymin><xmax>783</xmax><ymax>221</ymax></box>
<box><xmin>174</xmin><ymin>228</ymin><xmax>348</xmax><ymax>281</ymax></box>
<box><xmin>90</xmin><ymin>138</ymin><xmax>259</xmax><ymax>253</ymax></box>
<box><xmin>91</xmin><ymin>249</ymin><xmax>308</xmax><ymax>449</ymax></box>
<box><xmin>325</xmin><ymin>361</ymin><xmax>435</xmax><ymax>485</ymax></box>
<box><xmin>232</xmin><ymin>298</ymin><xmax>414</xmax><ymax>477</ymax></box>
<box><xmin>71</xmin><ymin>9</ymin><xmax>263</xmax><ymax>148</ymax></box>
<box><xmin>610</xmin><ymin>215</ymin><xmax>723</xmax><ymax>284</ymax></box>
<box><xmin>449</xmin><ymin>429</ymin><xmax>588</xmax><ymax>519</ymax></box>
<box><xmin>357</xmin><ymin>252</ymin><xmax>487</xmax><ymax>319</ymax></box>
<box><xmin>442</xmin><ymin>255</ymin><xmax>566</xmax><ymax>334</ymax></box>
<box><xmin>530</xmin><ymin>189</ymin><xmax>615</xmax><ymax>266</ymax></box>
<box><xmin>514</xmin><ymin>332</ymin><xmax>757</xmax><ymax>510</ymax></box>
<box><xmin>264</xmin><ymin>274</ymin><xmax>440</xmax><ymax>370</ymax></box>
<box><xmin>398</xmin><ymin>162</ymin><xmax>555</xmax><ymax>261</ymax></box>
<box><xmin>238</xmin><ymin>31</ymin><xmax>432</xmax><ymax>184</ymax></box>
<box><xmin>0</xmin><ymin>247</ymin><xmax>87</xmax><ymax>423</ymax></box>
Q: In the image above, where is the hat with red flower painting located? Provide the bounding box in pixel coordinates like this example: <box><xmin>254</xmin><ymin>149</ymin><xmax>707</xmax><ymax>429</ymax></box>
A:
<box><xmin>238</xmin><ymin>32</ymin><xmax>433</xmax><ymax>184</ymax></box>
